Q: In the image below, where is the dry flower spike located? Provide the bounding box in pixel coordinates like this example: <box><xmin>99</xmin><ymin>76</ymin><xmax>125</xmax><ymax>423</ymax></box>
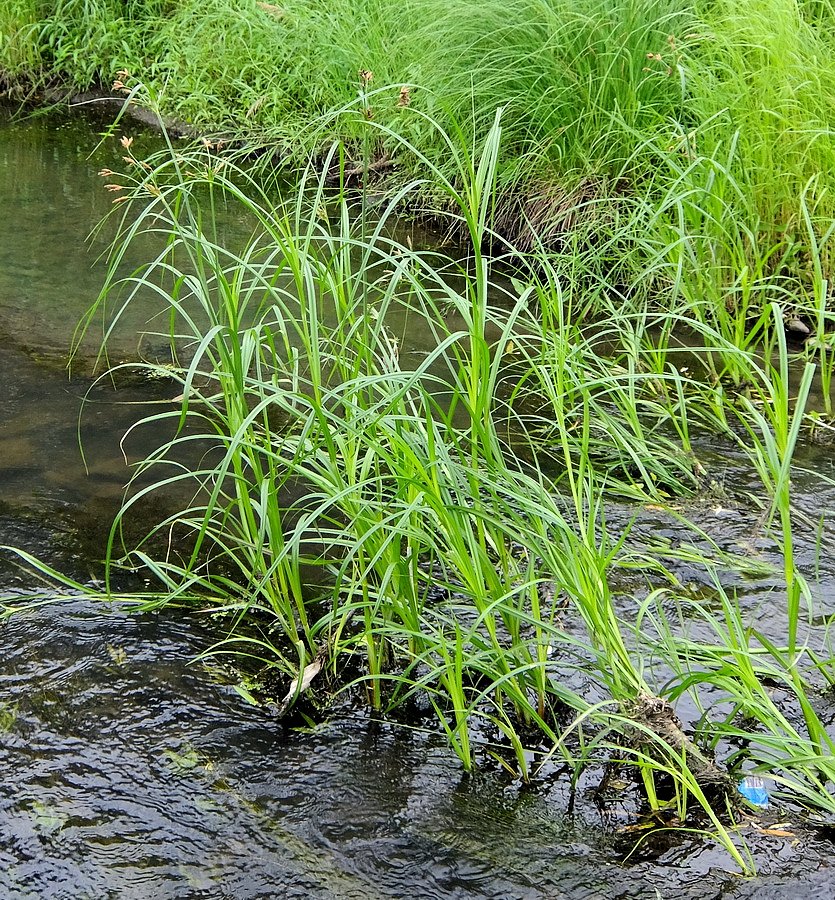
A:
<box><xmin>256</xmin><ymin>2</ymin><xmax>284</xmax><ymax>17</ymax></box>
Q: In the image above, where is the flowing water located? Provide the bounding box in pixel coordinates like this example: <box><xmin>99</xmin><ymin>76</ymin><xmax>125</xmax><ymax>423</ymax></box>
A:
<box><xmin>2</xmin><ymin>101</ymin><xmax>835</xmax><ymax>898</ymax></box>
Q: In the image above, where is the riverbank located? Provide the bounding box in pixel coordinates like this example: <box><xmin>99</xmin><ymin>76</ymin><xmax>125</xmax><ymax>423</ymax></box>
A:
<box><xmin>3</xmin><ymin>0</ymin><xmax>835</xmax><ymax>269</ymax></box>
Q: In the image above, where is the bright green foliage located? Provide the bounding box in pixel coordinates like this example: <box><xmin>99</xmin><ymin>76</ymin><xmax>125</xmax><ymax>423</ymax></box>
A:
<box><xmin>1</xmin><ymin>103</ymin><xmax>828</xmax><ymax>873</ymax></box>
<box><xmin>3</xmin><ymin>1</ymin><xmax>835</xmax><ymax>873</ymax></box>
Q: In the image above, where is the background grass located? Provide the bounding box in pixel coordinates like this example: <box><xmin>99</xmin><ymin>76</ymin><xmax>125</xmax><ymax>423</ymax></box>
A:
<box><xmin>3</xmin><ymin>0</ymin><xmax>835</xmax><ymax>281</ymax></box>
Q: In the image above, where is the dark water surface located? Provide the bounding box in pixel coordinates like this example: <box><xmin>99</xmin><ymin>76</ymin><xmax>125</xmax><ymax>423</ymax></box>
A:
<box><xmin>2</xmin><ymin>102</ymin><xmax>835</xmax><ymax>898</ymax></box>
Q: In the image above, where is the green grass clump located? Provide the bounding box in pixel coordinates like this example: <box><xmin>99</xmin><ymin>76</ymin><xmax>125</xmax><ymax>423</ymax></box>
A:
<box><xmin>3</xmin><ymin>104</ymin><xmax>833</xmax><ymax>873</ymax></box>
<box><xmin>689</xmin><ymin>0</ymin><xmax>835</xmax><ymax>236</ymax></box>
<box><xmin>3</xmin><ymin>0</ymin><xmax>835</xmax><ymax>869</ymax></box>
<box><xmin>0</xmin><ymin>0</ymin><xmax>46</xmax><ymax>80</ymax></box>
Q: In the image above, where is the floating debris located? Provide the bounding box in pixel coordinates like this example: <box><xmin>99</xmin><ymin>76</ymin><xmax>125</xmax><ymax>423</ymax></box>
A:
<box><xmin>739</xmin><ymin>775</ymin><xmax>769</xmax><ymax>807</ymax></box>
<box><xmin>277</xmin><ymin>655</ymin><xmax>323</xmax><ymax>715</ymax></box>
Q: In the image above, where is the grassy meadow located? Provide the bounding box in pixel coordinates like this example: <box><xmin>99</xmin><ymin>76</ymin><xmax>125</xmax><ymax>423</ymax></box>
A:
<box><xmin>3</xmin><ymin>0</ymin><xmax>835</xmax><ymax>872</ymax></box>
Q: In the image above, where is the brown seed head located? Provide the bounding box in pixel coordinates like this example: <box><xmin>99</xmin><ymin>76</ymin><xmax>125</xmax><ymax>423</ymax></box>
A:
<box><xmin>359</xmin><ymin>69</ymin><xmax>373</xmax><ymax>85</ymax></box>
<box><xmin>256</xmin><ymin>2</ymin><xmax>284</xmax><ymax>17</ymax></box>
<box><xmin>398</xmin><ymin>85</ymin><xmax>411</xmax><ymax>107</ymax></box>
<box><xmin>120</xmin><ymin>135</ymin><xmax>134</xmax><ymax>149</ymax></box>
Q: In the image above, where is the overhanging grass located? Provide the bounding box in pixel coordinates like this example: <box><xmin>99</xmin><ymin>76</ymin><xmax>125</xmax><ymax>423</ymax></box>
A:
<box><xmin>3</xmin><ymin>3</ymin><xmax>835</xmax><ymax>867</ymax></box>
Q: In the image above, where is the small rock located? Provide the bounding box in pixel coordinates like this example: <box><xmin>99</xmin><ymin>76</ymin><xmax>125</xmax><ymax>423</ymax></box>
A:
<box><xmin>786</xmin><ymin>317</ymin><xmax>811</xmax><ymax>336</ymax></box>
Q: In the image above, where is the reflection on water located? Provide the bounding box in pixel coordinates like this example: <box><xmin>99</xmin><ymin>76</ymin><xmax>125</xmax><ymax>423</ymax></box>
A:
<box><xmin>0</xmin><ymin>102</ymin><xmax>163</xmax><ymax>359</ymax></box>
<box><xmin>3</xmin><ymin>102</ymin><xmax>835</xmax><ymax>898</ymax></box>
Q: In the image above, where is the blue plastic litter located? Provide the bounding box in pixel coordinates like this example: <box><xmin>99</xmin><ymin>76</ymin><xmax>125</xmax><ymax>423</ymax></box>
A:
<box><xmin>739</xmin><ymin>775</ymin><xmax>769</xmax><ymax>807</ymax></box>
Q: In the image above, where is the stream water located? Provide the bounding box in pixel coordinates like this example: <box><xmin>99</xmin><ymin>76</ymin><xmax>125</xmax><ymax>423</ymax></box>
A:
<box><xmin>2</xmin><ymin>101</ymin><xmax>835</xmax><ymax>898</ymax></box>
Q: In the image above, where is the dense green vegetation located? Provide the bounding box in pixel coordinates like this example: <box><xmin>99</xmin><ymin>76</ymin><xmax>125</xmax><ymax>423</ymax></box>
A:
<box><xmin>3</xmin><ymin>0</ymin><xmax>835</xmax><ymax>267</ymax></box>
<box><xmin>3</xmin><ymin>0</ymin><xmax>835</xmax><ymax>873</ymax></box>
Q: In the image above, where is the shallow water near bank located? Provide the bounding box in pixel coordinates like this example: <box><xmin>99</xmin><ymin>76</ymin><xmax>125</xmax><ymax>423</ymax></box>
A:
<box><xmin>5</xmin><ymin>598</ymin><xmax>835</xmax><ymax>900</ymax></box>
<box><xmin>3</xmin><ymin>102</ymin><xmax>835</xmax><ymax>897</ymax></box>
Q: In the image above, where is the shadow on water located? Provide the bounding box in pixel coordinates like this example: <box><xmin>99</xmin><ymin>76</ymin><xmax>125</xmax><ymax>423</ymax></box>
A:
<box><xmin>0</xmin><ymin>100</ymin><xmax>167</xmax><ymax>361</ymax></box>
<box><xmin>3</xmin><ymin>101</ymin><xmax>835</xmax><ymax>897</ymax></box>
